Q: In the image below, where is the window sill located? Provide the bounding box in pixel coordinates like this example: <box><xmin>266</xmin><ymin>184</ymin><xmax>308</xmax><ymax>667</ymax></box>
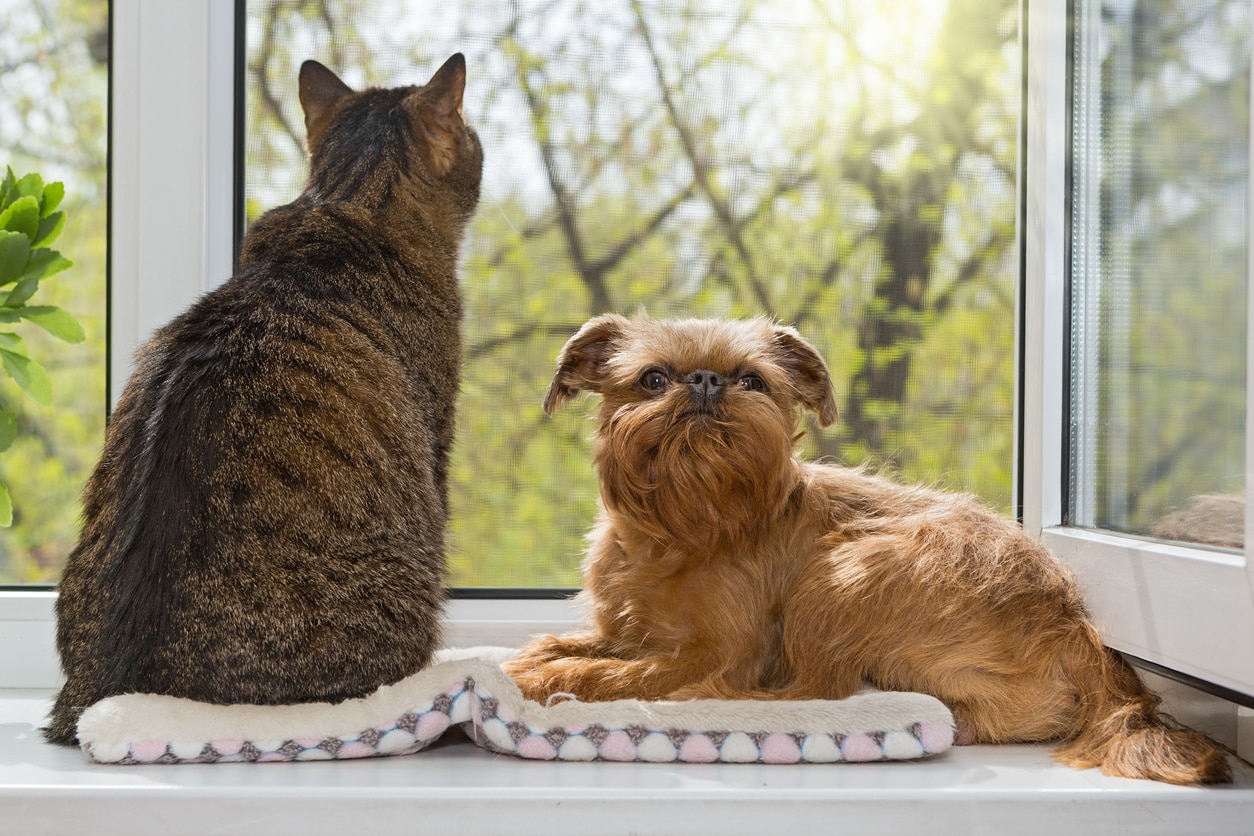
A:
<box><xmin>3</xmin><ymin>690</ymin><xmax>1253</xmax><ymax>835</ymax></box>
<box><xmin>6</xmin><ymin>592</ymin><xmax>1254</xmax><ymax>833</ymax></box>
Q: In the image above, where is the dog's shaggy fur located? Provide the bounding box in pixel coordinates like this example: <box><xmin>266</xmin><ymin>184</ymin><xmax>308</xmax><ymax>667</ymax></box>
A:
<box><xmin>503</xmin><ymin>314</ymin><xmax>1231</xmax><ymax>785</ymax></box>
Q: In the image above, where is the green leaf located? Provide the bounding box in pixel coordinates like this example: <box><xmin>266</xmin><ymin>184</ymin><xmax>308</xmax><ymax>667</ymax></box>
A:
<box><xmin>0</xmin><ymin>332</ymin><xmax>30</xmax><ymax>357</ymax></box>
<box><xmin>41</xmin><ymin>181</ymin><xmax>64</xmax><ymax>217</ymax></box>
<box><xmin>0</xmin><ymin>311</ymin><xmax>20</xmax><ymax>325</ymax></box>
<box><xmin>20</xmin><ymin>306</ymin><xmax>85</xmax><ymax>343</ymax></box>
<box><xmin>0</xmin><ymin>168</ymin><xmax>14</xmax><ymax>210</ymax></box>
<box><xmin>5</xmin><ymin>276</ymin><xmax>39</xmax><ymax>308</ymax></box>
<box><xmin>0</xmin><ymin>196</ymin><xmax>39</xmax><ymax>240</ymax></box>
<box><xmin>33</xmin><ymin>211</ymin><xmax>65</xmax><ymax>249</ymax></box>
<box><xmin>20</xmin><ymin>249</ymin><xmax>71</xmax><ymax>283</ymax></box>
<box><xmin>0</xmin><ymin>231</ymin><xmax>31</xmax><ymax>285</ymax></box>
<box><xmin>15</xmin><ymin>173</ymin><xmax>44</xmax><ymax>201</ymax></box>
<box><xmin>0</xmin><ymin>479</ymin><xmax>12</xmax><ymax>528</ymax></box>
<box><xmin>0</xmin><ymin>349</ymin><xmax>52</xmax><ymax>405</ymax></box>
<box><xmin>0</xmin><ymin>408</ymin><xmax>16</xmax><ymax>453</ymax></box>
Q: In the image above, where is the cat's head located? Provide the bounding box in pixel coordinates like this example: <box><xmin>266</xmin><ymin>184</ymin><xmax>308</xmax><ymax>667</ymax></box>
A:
<box><xmin>296</xmin><ymin>55</ymin><xmax>483</xmax><ymax>221</ymax></box>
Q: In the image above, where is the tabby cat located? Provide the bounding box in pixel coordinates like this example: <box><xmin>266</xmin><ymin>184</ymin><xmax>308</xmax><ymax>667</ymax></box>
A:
<box><xmin>46</xmin><ymin>55</ymin><xmax>483</xmax><ymax>744</ymax></box>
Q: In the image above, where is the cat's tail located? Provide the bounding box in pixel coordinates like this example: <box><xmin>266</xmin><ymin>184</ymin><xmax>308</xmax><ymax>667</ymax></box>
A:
<box><xmin>1053</xmin><ymin>624</ymin><xmax>1231</xmax><ymax>785</ymax></box>
<box><xmin>44</xmin><ymin>685</ymin><xmax>89</xmax><ymax>745</ymax></box>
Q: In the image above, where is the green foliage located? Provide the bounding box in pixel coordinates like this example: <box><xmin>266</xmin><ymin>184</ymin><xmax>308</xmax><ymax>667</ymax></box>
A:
<box><xmin>0</xmin><ymin>168</ymin><xmax>84</xmax><ymax>527</ymax></box>
<box><xmin>0</xmin><ymin>0</ymin><xmax>109</xmax><ymax>582</ymax></box>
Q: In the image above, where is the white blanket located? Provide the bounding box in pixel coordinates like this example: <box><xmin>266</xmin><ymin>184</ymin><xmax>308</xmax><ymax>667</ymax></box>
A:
<box><xmin>77</xmin><ymin>647</ymin><xmax>954</xmax><ymax>765</ymax></box>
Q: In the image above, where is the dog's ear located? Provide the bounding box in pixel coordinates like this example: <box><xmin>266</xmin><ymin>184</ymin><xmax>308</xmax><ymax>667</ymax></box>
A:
<box><xmin>772</xmin><ymin>325</ymin><xmax>838</xmax><ymax>427</ymax></box>
<box><xmin>299</xmin><ymin>60</ymin><xmax>354</xmax><ymax>153</ymax></box>
<box><xmin>544</xmin><ymin>314</ymin><xmax>631</xmax><ymax>415</ymax></box>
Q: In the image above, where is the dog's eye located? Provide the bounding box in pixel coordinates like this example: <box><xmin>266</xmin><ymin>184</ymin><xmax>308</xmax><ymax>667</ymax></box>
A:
<box><xmin>640</xmin><ymin>369</ymin><xmax>668</xmax><ymax>392</ymax></box>
<box><xmin>739</xmin><ymin>373</ymin><xmax>766</xmax><ymax>392</ymax></box>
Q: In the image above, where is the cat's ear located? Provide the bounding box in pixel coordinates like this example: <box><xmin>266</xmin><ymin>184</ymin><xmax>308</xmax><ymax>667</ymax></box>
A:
<box><xmin>408</xmin><ymin>53</ymin><xmax>469</xmax><ymax>177</ymax></box>
<box><xmin>299</xmin><ymin>60</ymin><xmax>353</xmax><ymax>153</ymax></box>
<box><xmin>543</xmin><ymin>314</ymin><xmax>631</xmax><ymax>415</ymax></box>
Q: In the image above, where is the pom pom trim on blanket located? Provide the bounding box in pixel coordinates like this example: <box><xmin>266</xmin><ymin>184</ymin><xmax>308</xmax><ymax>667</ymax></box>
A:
<box><xmin>76</xmin><ymin>647</ymin><xmax>954</xmax><ymax>765</ymax></box>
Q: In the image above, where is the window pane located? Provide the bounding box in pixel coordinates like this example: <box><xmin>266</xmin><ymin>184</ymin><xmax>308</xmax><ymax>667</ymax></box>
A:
<box><xmin>1070</xmin><ymin>0</ymin><xmax>1248</xmax><ymax>548</ymax></box>
<box><xmin>0</xmin><ymin>0</ymin><xmax>108</xmax><ymax>583</ymax></box>
<box><xmin>245</xmin><ymin>0</ymin><xmax>1021</xmax><ymax>587</ymax></box>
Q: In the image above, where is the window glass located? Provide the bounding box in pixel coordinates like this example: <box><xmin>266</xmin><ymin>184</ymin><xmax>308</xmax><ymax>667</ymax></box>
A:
<box><xmin>245</xmin><ymin>0</ymin><xmax>1021</xmax><ymax>587</ymax></box>
<box><xmin>0</xmin><ymin>0</ymin><xmax>108</xmax><ymax>584</ymax></box>
<box><xmin>1070</xmin><ymin>0</ymin><xmax>1248</xmax><ymax>548</ymax></box>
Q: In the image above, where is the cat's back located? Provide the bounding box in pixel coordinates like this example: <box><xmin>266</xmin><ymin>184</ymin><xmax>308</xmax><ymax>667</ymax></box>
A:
<box><xmin>48</xmin><ymin>55</ymin><xmax>481</xmax><ymax>744</ymax></box>
<box><xmin>119</xmin><ymin>249</ymin><xmax>446</xmax><ymax>528</ymax></box>
<box><xmin>62</xmin><ymin>249</ymin><xmax>446</xmax><ymax>692</ymax></box>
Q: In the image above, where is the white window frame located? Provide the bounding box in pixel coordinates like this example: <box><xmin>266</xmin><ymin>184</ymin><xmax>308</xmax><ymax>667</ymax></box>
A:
<box><xmin>1021</xmin><ymin>0</ymin><xmax>1254</xmax><ymax>698</ymax></box>
<box><xmin>3</xmin><ymin>0</ymin><xmax>1252</xmax><ymax>709</ymax></box>
<box><xmin>0</xmin><ymin>0</ymin><xmax>578</xmax><ymax>689</ymax></box>
<box><xmin>108</xmin><ymin>0</ymin><xmax>236</xmax><ymax>400</ymax></box>
<box><xmin>0</xmin><ymin>0</ymin><xmax>245</xmax><ymax>689</ymax></box>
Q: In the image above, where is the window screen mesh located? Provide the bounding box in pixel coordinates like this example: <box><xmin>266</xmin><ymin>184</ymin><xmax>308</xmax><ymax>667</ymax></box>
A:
<box><xmin>244</xmin><ymin>0</ymin><xmax>1020</xmax><ymax>586</ymax></box>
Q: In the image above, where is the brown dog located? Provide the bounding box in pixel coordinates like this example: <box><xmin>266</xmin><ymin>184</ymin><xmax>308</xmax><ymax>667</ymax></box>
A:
<box><xmin>503</xmin><ymin>314</ymin><xmax>1231</xmax><ymax>785</ymax></box>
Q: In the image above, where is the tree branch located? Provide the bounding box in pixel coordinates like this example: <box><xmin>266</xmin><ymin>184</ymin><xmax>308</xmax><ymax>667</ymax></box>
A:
<box><xmin>587</xmin><ymin>182</ymin><xmax>697</xmax><ymax>277</ymax></box>
<box><xmin>250</xmin><ymin>1</ymin><xmax>308</xmax><ymax>160</ymax></box>
<box><xmin>630</xmin><ymin>0</ymin><xmax>775</xmax><ymax>317</ymax></box>
<box><xmin>466</xmin><ymin>322</ymin><xmax>591</xmax><ymax>361</ymax></box>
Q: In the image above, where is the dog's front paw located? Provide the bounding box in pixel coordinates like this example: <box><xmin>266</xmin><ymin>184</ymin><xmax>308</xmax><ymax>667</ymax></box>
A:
<box><xmin>508</xmin><ymin>634</ymin><xmax>581</xmax><ymax>666</ymax></box>
<box><xmin>665</xmin><ymin>681</ymin><xmax>725</xmax><ymax>701</ymax></box>
<box><xmin>666</xmin><ymin>679</ymin><xmax>769</xmax><ymax>701</ymax></box>
<box><xmin>502</xmin><ymin>634</ymin><xmax>603</xmax><ymax>702</ymax></box>
<box><xmin>503</xmin><ymin>663</ymin><xmax>560</xmax><ymax>703</ymax></box>
<box><xmin>503</xmin><ymin>655</ymin><xmax>600</xmax><ymax>703</ymax></box>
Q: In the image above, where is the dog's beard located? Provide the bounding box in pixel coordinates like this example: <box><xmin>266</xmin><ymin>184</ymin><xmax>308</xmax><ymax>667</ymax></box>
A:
<box><xmin>594</xmin><ymin>396</ymin><xmax>798</xmax><ymax>550</ymax></box>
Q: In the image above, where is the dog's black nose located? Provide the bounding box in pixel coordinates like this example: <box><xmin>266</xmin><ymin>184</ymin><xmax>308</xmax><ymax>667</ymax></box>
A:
<box><xmin>684</xmin><ymin>370</ymin><xmax>725</xmax><ymax>399</ymax></box>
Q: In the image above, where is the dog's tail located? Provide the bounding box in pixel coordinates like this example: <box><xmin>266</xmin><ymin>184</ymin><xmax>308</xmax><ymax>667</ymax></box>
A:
<box><xmin>1053</xmin><ymin>624</ymin><xmax>1231</xmax><ymax>785</ymax></box>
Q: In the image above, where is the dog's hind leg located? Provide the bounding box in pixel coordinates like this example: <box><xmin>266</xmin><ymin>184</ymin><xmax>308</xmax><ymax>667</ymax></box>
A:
<box><xmin>925</xmin><ymin>663</ymin><xmax>1085</xmax><ymax>744</ymax></box>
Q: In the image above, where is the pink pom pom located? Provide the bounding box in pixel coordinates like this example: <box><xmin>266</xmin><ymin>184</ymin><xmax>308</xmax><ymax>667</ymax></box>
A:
<box><xmin>129</xmin><ymin>740</ymin><xmax>169</xmax><ymax>763</ymax></box>
<box><xmin>211</xmin><ymin>739</ymin><xmax>244</xmax><ymax>756</ymax></box>
<box><xmin>416</xmin><ymin>711</ymin><xmax>451</xmax><ymax>741</ymax></box>
<box><xmin>679</xmin><ymin>734</ymin><xmax>720</xmax><ymax>763</ymax></box>
<box><xmin>919</xmin><ymin>721</ymin><xmax>953</xmax><ymax>753</ymax></box>
<box><xmin>517</xmin><ymin>735</ymin><xmax>558</xmax><ymax>760</ymax></box>
<box><xmin>761</xmin><ymin>733</ymin><xmax>802</xmax><ymax>764</ymax></box>
<box><xmin>840</xmin><ymin>733</ymin><xmax>883</xmax><ymax>762</ymax></box>
<box><xmin>335</xmin><ymin>741</ymin><xmax>376</xmax><ymax>760</ymax></box>
<box><xmin>598</xmin><ymin>730</ymin><xmax>637</xmax><ymax>762</ymax></box>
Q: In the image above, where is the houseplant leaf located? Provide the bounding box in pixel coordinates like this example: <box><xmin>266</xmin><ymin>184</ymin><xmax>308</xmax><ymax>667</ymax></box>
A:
<box><xmin>0</xmin><ymin>168</ymin><xmax>15</xmax><ymax>208</ymax></box>
<box><xmin>0</xmin><ymin>196</ymin><xmax>39</xmax><ymax>240</ymax></box>
<box><xmin>14</xmin><ymin>173</ymin><xmax>44</xmax><ymax>201</ymax></box>
<box><xmin>0</xmin><ymin>231</ymin><xmax>30</xmax><ymax>285</ymax></box>
<box><xmin>40</xmin><ymin>181</ymin><xmax>64</xmax><ymax>217</ymax></box>
<box><xmin>0</xmin><ymin>332</ymin><xmax>30</xmax><ymax>357</ymax></box>
<box><xmin>33</xmin><ymin>211</ymin><xmax>65</xmax><ymax>249</ymax></box>
<box><xmin>5</xmin><ymin>276</ymin><xmax>40</xmax><ymax>308</ymax></box>
<box><xmin>21</xmin><ymin>249</ymin><xmax>71</xmax><ymax>283</ymax></box>
<box><xmin>0</xmin><ymin>349</ymin><xmax>52</xmax><ymax>405</ymax></box>
<box><xmin>20</xmin><ymin>306</ymin><xmax>85</xmax><ymax>344</ymax></box>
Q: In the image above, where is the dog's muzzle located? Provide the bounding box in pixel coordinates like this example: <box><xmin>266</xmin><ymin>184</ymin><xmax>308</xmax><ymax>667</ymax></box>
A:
<box><xmin>684</xmin><ymin>370</ymin><xmax>725</xmax><ymax>413</ymax></box>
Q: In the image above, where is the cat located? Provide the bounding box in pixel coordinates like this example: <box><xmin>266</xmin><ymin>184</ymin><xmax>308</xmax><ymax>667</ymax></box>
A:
<box><xmin>45</xmin><ymin>55</ymin><xmax>483</xmax><ymax>745</ymax></box>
